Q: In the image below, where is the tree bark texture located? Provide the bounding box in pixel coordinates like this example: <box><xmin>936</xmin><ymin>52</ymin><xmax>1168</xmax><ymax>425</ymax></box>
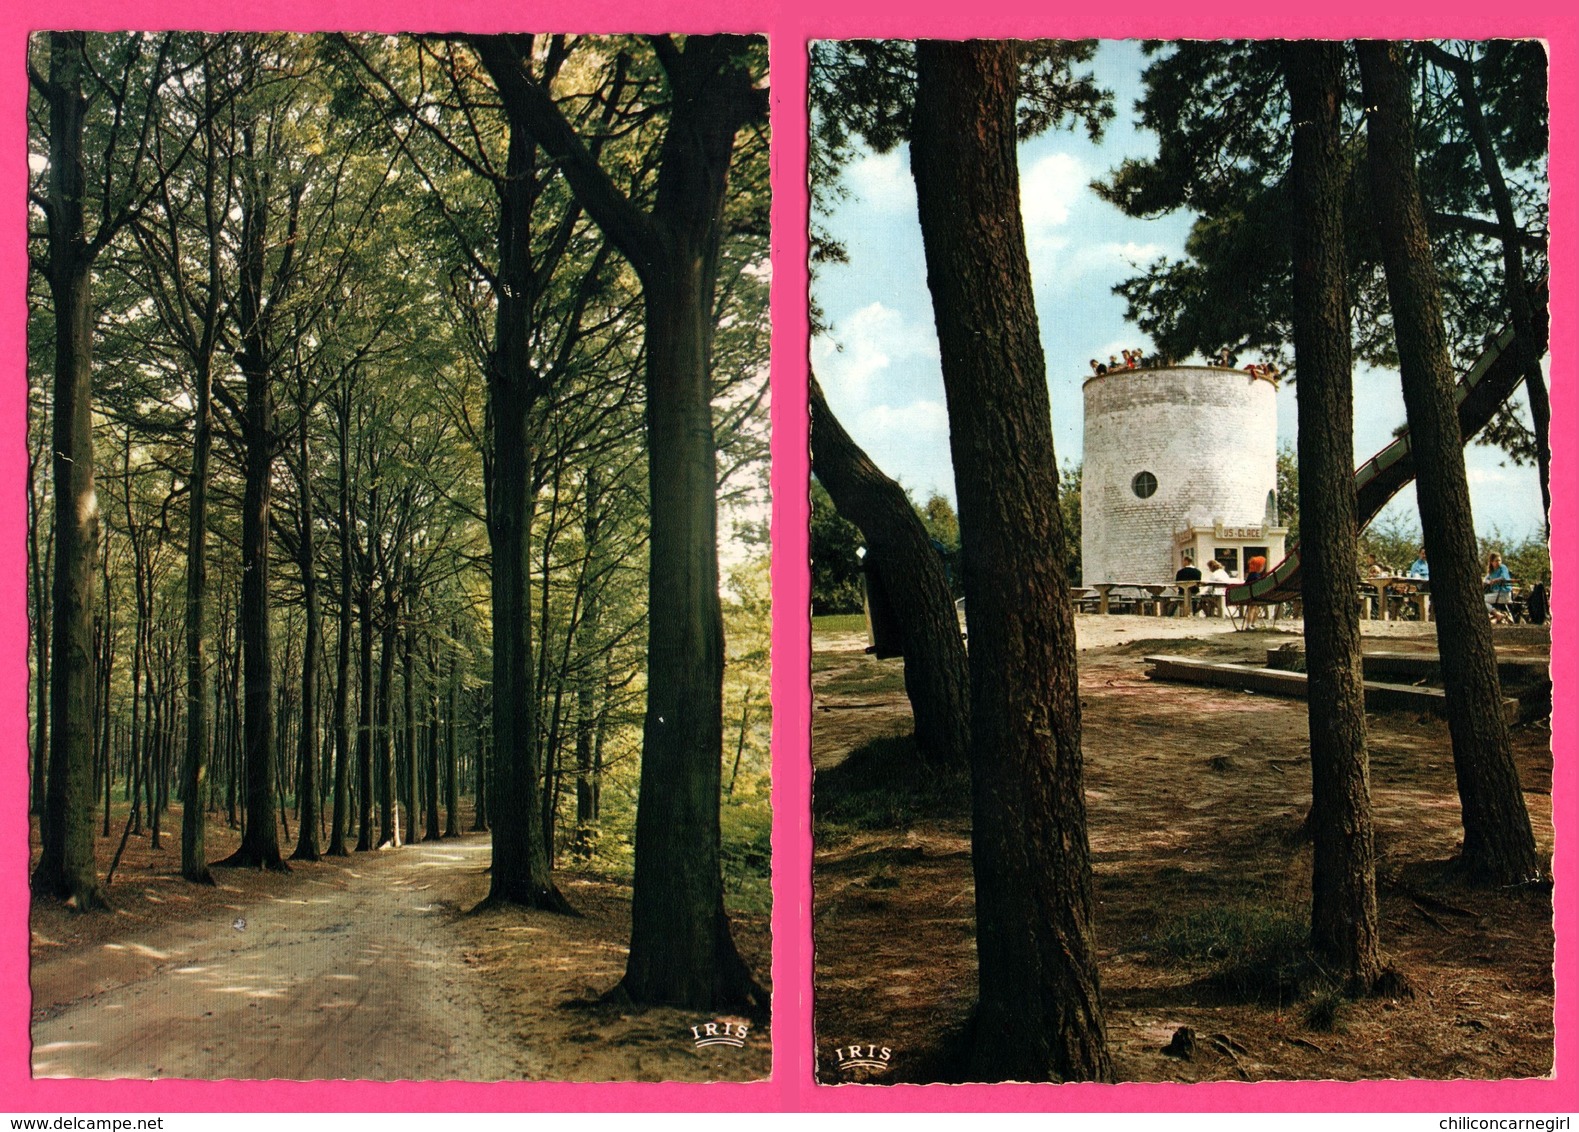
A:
<box><xmin>34</xmin><ymin>32</ymin><xmax>108</xmax><ymax>909</ymax></box>
<box><xmin>290</xmin><ymin>419</ymin><xmax>322</xmax><ymax>862</ymax></box>
<box><xmin>1283</xmin><ymin>42</ymin><xmax>1382</xmax><ymax>988</ymax></box>
<box><xmin>481</xmin><ymin>113</ymin><xmax>567</xmax><ymax>910</ymax></box>
<box><xmin>1357</xmin><ymin>41</ymin><xmax>1539</xmax><ymax>884</ymax></box>
<box><xmin>355</xmin><ymin>583</ymin><xmax>375</xmax><ymax>851</ymax></box>
<box><xmin>910</xmin><ymin>39</ymin><xmax>1111</xmax><ymax>1082</ymax></box>
<box><xmin>328</xmin><ymin>402</ymin><xmax>354</xmax><ymax>856</ymax></box>
<box><xmin>809</xmin><ymin>373</ymin><xmax>970</xmax><ymax>770</ymax></box>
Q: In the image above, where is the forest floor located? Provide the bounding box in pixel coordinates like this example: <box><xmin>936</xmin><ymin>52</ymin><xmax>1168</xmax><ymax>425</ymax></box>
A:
<box><xmin>30</xmin><ymin>813</ymin><xmax>770</xmax><ymax>1082</ymax></box>
<box><xmin>812</xmin><ymin>614</ymin><xmax>1555</xmax><ymax>1084</ymax></box>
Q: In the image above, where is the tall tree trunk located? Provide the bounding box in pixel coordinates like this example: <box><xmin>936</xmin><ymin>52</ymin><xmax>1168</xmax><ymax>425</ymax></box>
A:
<box><xmin>401</xmin><ymin>613</ymin><xmax>418</xmax><ymax>845</ymax></box>
<box><xmin>1356</xmin><ymin>41</ymin><xmax>1539</xmax><ymax>885</ymax></box>
<box><xmin>1283</xmin><ymin>42</ymin><xmax>1382</xmax><ymax>989</ymax></box>
<box><xmin>474</xmin><ymin>34</ymin><xmax>764</xmax><ymax>1003</ymax></box>
<box><xmin>425</xmin><ymin>636</ymin><xmax>441</xmax><ymax>841</ymax></box>
<box><xmin>479</xmin><ymin>112</ymin><xmax>566</xmax><ymax>910</ymax></box>
<box><xmin>180</xmin><ymin>349</ymin><xmax>215</xmax><ymax>882</ymax></box>
<box><xmin>911</xmin><ymin>39</ymin><xmax>1110</xmax><ymax>1082</ymax></box>
<box><xmin>355</xmin><ymin>584</ymin><xmax>375</xmax><ymax>851</ymax></box>
<box><xmin>445</xmin><ymin>631</ymin><xmax>460</xmax><ymax>838</ymax></box>
<box><xmin>216</xmin><ymin>143</ymin><xmax>286</xmax><ymax>871</ymax></box>
<box><xmin>34</xmin><ymin>32</ymin><xmax>107</xmax><ymax>909</ymax></box>
<box><xmin>28</xmin><ymin>427</ymin><xmax>51</xmax><ymax>817</ymax></box>
<box><xmin>809</xmin><ymin>372</ymin><xmax>970</xmax><ymax>769</ymax></box>
<box><xmin>328</xmin><ymin>400</ymin><xmax>354</xmax><ymax>855</ymax></box>
<box><xmin>291</xmin><ymin>422</ymin><xmax>322</xmax><ymax>862</ymax></box>
<box><xmin>377</xmin><ymin>606</ymin><xmax>398</xmax><ymax>848</ymax></box>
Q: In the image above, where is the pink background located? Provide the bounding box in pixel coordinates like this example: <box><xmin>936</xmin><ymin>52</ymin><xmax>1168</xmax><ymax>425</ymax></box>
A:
<box><xmin>0</xmin><ymin>0</ymin><xmax>1573</xmax><ymax>1113</ymax></box>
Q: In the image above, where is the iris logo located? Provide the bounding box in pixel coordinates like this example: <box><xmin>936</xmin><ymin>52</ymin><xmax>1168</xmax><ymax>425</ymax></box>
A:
<box><xmin>832</xmin><ymin>1043</ymin><xmax>892</xmax><ymax>1073</ymax></box>
<box><xmin>691</xmin><ymin>1020</ymin><xmax>749</xmax><ymax>1049</ymax></box>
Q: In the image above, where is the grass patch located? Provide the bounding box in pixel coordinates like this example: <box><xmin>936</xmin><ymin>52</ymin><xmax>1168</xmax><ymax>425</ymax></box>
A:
<box><xmin>814</xmin><ymin>613</ymin><xmax>869</xmax><ymax>635</ymax></box>
<box><xmin>814</xmin><ymin>733</ymin><xmax>969</xmax><ymax>833</ymax></box>
<box><xmin>1150</xmin><ymin>900</ymin><xmax>1324</xmax><ymax>1003</ymax></box>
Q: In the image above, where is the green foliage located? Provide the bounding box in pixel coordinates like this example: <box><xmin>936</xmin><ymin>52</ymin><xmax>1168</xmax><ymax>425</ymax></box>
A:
<box><xmin>1150</xmin><ymin>900</ymin><xmax>1314</xmax><ymax>1002</ymax></box>
<box><xmin>1059</xmin><ymin>459</ymin><xmax>1083</xmax><ymax>584</ymax></box>
<box><xmin>811</xmin><ymin>478</ymin><xmax>865</xmax><ymax>615</ymax></box>
<box><xmin>1277</xmin><ymin>443</ymin><xmax>1299</xmax><ymax>547</ymax></box>
<box><xmin>1099</xmin><ymin>40</ymin><xmax>1548</xmax><ymax>390</ymax></box>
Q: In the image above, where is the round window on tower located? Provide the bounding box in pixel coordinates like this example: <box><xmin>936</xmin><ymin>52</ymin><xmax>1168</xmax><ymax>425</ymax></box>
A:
<box><xmin>1132</xmin><ymin>471</ymin><xmax>1158</xmax><ymax>499</ymax></box>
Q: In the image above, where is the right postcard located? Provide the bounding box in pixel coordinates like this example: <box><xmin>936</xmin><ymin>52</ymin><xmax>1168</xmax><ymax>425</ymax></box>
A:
<box><xmin>808</xmin><ymin>37</ymin><xmax>1552</xmax><ymax>1086</ymax></box>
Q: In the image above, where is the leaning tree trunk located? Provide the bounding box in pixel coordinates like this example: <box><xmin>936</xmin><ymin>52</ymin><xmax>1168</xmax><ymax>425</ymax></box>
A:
<box><xmin>1283</xmin><ymin>42</ymin><xmax>1382</xmax><ymax>989</ymax></box>
<box><xmin>809</xmin><ymin>372</ymin><xmax>969</xmax><ymax>770</ymax></box>
<box><xmin>34</xmin><ymin>31</ymin><xmax>108</xmax><ymax>909</ymax></box>
<box><xmin>911</xmin><ymin>38</ymin><xmax>1111</xmax><ymax>1082</ymax></box>
<box><xmin>1357</xmin><ymin>41</ymin><xmax>1539</xmax><ymax>885</ymax></box>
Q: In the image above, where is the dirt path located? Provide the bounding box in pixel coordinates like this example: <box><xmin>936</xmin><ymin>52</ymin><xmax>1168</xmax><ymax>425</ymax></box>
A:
<box><xmin>812</xmin><ymin>620</ymin><xmax>1554</xmax><ymax>1082</ymax></box>
<box><xmin>32</xmin><ymin>836</ymin><xmax>532</xmax><ymax>1081</ymax></box>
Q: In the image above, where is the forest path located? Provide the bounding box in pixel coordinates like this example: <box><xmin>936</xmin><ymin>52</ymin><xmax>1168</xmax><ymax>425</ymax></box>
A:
<box><xmin>31</xmin><ymin>835</ymin><xmax>535</xmax><ymax>1081</ymax></box>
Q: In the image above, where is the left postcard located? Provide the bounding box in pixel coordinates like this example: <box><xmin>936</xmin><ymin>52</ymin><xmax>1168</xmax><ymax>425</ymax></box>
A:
<box><xmin>24</xmin><ymin>31</ymin><xmax>771</xmax><ymax>1082</ymax></box>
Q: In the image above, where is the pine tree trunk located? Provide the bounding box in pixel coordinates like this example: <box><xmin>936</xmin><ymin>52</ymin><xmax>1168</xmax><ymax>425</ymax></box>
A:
<box><xmin>1283</xmin><ymin>42</ymin><xmax>1383</xmax><ymax>988</ymax></box>
<box><xmin>809</xmin><ymin>372</ymin><xmax>969</xmax><ymax>769</ymax></box>
<box><xmin>1357</xmin><ymin>41</ymin><xmax>1539</xmax><ymax>885</ymax></box>
<box><xmin>34</xmin><ymin>32</ymin><xmax>107</xmax><ymax>909</ymax></box>
<box><xmin>911</xmin><ymin>39</ymin><xmax>1111</xmax><ymax>1082</ymax></box>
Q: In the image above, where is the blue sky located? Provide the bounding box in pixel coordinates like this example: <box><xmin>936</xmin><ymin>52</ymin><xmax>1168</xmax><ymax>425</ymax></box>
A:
<box><xmin>810</xmin><ymin>39</ymin><xmax>1547</xmax><ymax>546</ymax></box>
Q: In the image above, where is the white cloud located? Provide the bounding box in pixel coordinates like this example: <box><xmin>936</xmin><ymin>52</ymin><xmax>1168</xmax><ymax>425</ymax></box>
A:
<box><xmin>817</xmin><ymin>301</ymin><xmax>938</xmax><ymax>396</ymax></box>
<box><xmin>847</xmin><ymin>149</ymin><xmax>914</xmax><ymax>214</ymax></box>
<box><xmin>1065</xmin><ymin>239</ymin><xmax>1165</xmax><ymax>281</ymax></box>
<box><xmin>1020</xmin><ymin>153</ymin><xmax>1085</xmax><ymax>251</ymax></box>
<box><xmin>859</xmin><ymin>399</ymin><xmax>949</xmax><ymax>439</ymax></box>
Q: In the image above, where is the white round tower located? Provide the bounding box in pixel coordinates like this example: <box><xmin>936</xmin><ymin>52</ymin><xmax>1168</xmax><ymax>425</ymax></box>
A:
<box><xmin>1081</xmin><ymin>366</ymin><xmax>1283</xmax><ymax>584</ymax></box>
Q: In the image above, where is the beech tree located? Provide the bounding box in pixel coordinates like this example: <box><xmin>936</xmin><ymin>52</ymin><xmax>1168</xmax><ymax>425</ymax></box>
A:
<box><xmin>29</xmin><ymin>32</ymin><xmax>199</xmax><ymax>907</ymax></box>
<box><xmin>473</xmin><ymin>33</ymin><xmax>769</xmax><ymax>1006</ymax></box>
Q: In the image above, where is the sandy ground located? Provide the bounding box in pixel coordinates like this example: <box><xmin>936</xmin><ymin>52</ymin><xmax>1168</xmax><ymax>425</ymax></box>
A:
<box><xmin>32</xmin><ymin>826</ymin><xmax>770</xmax><ymax>1082</ymax></box>
<box><xmin>812</xmin><ymin>613</ymin><xmax>1554</xmax><ymax>1083</ymax></box>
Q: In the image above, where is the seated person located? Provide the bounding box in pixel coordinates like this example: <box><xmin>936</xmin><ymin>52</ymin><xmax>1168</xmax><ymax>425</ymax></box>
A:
<box><xmin>1406</xmin><ymin>548</ymin><xmax>1429</xmax><ymax>581</ymax></box>
<box><xmin>1484</xmin><ymin>552</ymin><xmax>1515</xmax><ymax>624</ymax></box>
<box><xmin>1175</xmin><ymin>560</ymin><xmax>1202</xmax><ymax>583</ymax></box>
